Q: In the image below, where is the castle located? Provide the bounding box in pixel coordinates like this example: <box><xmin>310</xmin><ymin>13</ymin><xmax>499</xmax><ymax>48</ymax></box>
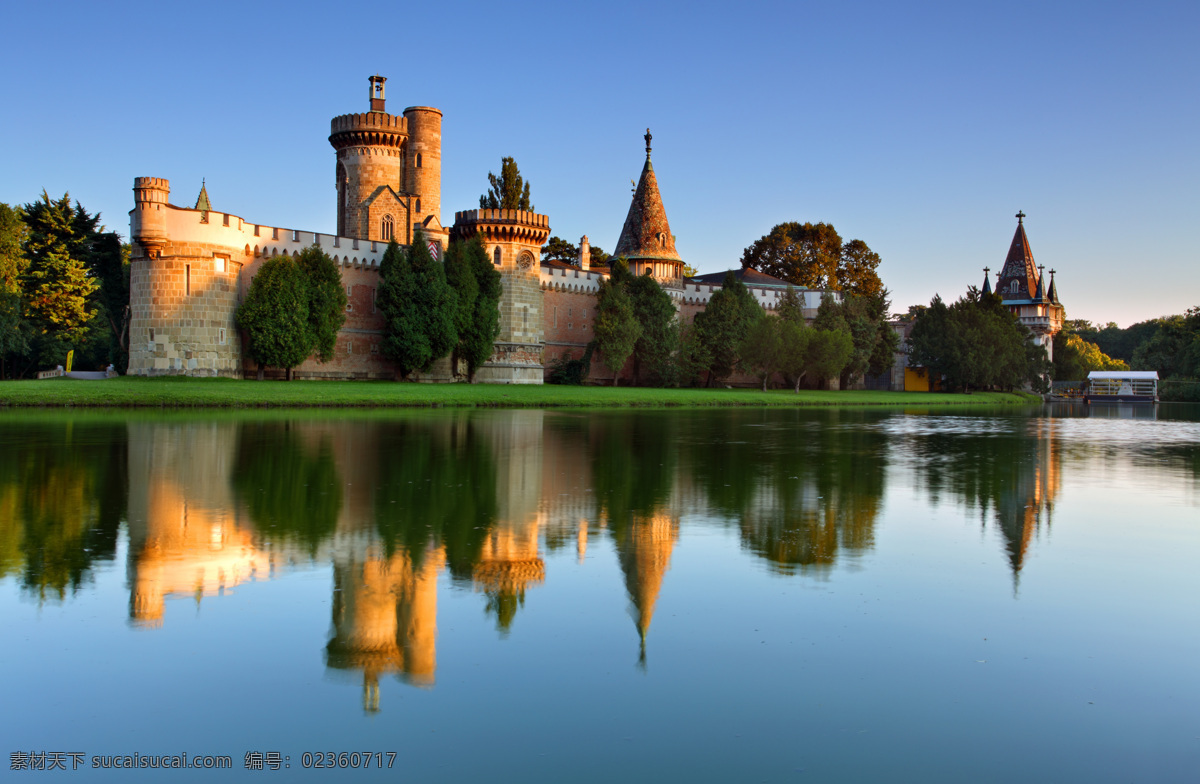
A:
<box><xmin>127</xmin><ymin>76</ymin><xmax>830</xmax><ymax>383</ymax></box>
<box><xmin>982</xmin><ymin>211</ymin><xmax>1065</xmax><ymax>361</ymax></box>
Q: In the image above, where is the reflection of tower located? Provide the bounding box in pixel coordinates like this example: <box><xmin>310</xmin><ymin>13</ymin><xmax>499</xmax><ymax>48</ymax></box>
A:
<box><xmin>615</xmin><ymin>512</ymin><xmax>679</xmax><ymax>666</ymax></box>
<box><xmin>473</xmin><ymin>519</ymin><xmax>544</xmax><ymax>635</ymax></box>
<box><xmin>326</xmin><ymin>543</ymin><xmax>444</xmax><ymax>712</ymax></box>
<box><xmin>126</xmin><ymin>422</ymin><xmax>266</xmax><ymax>627</ymax></box>
<box><xmin>995</xmin><ymin>420</ymin><xmax>1061</xmax><ymax>589</ymax></box>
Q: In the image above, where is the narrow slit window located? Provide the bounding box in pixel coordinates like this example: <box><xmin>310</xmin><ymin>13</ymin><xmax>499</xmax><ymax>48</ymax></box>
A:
<box><xmin>185</xmin><ymin>265</ymin><xmax>191</xmax><ymax>296</ymax></box>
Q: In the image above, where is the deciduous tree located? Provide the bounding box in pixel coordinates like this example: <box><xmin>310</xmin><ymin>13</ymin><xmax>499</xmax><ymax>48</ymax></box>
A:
<box><xmin>693</xmin><ymin>271</ymin><xmax>762</xmax><ymax>384</ymax></box>
<box><xmin>740</xmin><ymin>222</ymin><xmax>884</xmax><ymax>298</ymax></box>
<box><xmin>296</xmin><ymin>245</ymin><xmax>347</xmax><ymax>363</ymax></box>
<box><xmin>236</xmin><ymin>255</ymin><xmax>311</xmax><ymax>380</ymax></box>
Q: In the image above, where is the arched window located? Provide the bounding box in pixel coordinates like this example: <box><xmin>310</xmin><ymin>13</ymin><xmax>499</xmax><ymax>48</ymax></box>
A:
<box><xmin>415</xmin><ymin>198</ymin><xmax>421</xmax><ymax>213</ymax></box>
<box><xmin>493</xmin><ymin>247</ymin><xmax>502</xmax><ymax>266</ymax></box>
<box><xmin>416</xmin><ymin>153</ymin><xmax>423</xmax><ymax>168</ymax></box>
<box><xmin>381</xmin><ymin>214</ymin><xmax>394</xmax><ymax>241</ymax></box>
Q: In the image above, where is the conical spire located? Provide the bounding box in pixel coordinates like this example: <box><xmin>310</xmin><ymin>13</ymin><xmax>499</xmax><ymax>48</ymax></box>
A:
<box><xmin>1034</xmin><ymin>264</ymin><xmax>1046</xmax><ymax>302</ymax></box>
<box><xmin>613</xmin><ymin>129</ymin><xmax>683</xmax><ymax>263</ymax></box>
<box><xmin>615</xmin><ymin>513</ymin><xmax>679</xmax><ymax>666</ymax></box>
<box><xmin>194</xmin><ymin>180</ymin><xmax>211</xmax><ymax>212</ymax></box>
<box><xmin>995</xmin><ymin>211</ymin><xmax>1039</xmax><ymax>300</ymax></box>
<box><xmin>1047</xmin><ymin>268</ymin><xmax>1059</xmax><ymax>304</ymax></box>
<box><xmin>981</xmin><ymin>266</ymin><xmax>992</xmax><ymax>295</ymax></box>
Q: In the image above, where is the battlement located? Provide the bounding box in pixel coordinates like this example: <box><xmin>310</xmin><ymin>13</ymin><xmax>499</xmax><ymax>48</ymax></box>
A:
<box><xmin>452</xmin><ymin>209</ymin><xmax>551</xmax><ymax>246</ymax></box>
<box><xmin>133</xmin><ymin>177</ymin><xmax>170</xmax><ymax>203</ymax></box>
<box><xmin>330</xmin><ymin>112</ymin><xmax>408</xmax><ymax>133</ymax></box>
<box><xmin>329</xmin><ymin>112</ymin><xmax>408</xmax><ymax>151</ymax></box>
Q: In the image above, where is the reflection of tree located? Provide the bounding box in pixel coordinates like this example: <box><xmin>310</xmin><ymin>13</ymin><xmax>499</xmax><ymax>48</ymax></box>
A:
<box><xmin>0</xmin><ymin>420</ymin><xmax>126</xmax><ymax>600</ymax></box>
<box><xmin>588</xmin><ymin>412</ymin><xmax>677</xmax><ymax>524</ymax></box>
<box><xmin>688</xmin><ymin>410</ymin><xmax>887</xmax><ymax>576</ymax></box>
<box><xmin>232</xmin><ymin>423</ymin><xmax>343</xmax><ymax>554</ymax></box>
<box><xmin>908</xmin><ymin>418</ymin><xmax>1060</xmax><ymax>587</ymax></box>
<box><xmin>372</xmin><ymin>416</ymin><xmax>498</xmax><ymax>579</ymax></box>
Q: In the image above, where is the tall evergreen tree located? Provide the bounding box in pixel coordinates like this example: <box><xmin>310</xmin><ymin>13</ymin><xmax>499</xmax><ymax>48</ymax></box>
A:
<box><xmin>296</xmin><ymin>244</ymin><xmax>347</xmax><ymax>363</ymax></box>
<box><xmin>20</xmin><ymin>193</ymin><xmax>101</xmax><ymax>367</ymax></box>
<box><xmin>235</xmin><ymin>255</ymin><xmax>311</xmax><ymax>380</ymax></box>
<box><xmin>479</xmin><ymin>157</ymin><xmax>532</xmax><ymax>211</ymax></box>
<box><xmin>0</xmin><ymin>204</ymin><xmax>29</xmax><ymax>378</ymax></box>
<box><xmin>620</xmin><ymin>267</ymin><xmax>678</xmax><ymax>386</ymax></box>
<box><xmin>593</xmin><ymin>260</ymin><xmax>641</xmax><ymax>384</ymax></box>
<box><xmin>445</xmin><ymin>235</ymin><xmax>502</xmax><ymax>380</ymax></box>
<box><xmin>87</xmin><ymin>232</ymin><xmax>130</xmax><ymax>372</ymax></box>
<box><xmin>377</xmin><ymin>235</ymin><xmax>458</xmax><ymax>379</ymax></box>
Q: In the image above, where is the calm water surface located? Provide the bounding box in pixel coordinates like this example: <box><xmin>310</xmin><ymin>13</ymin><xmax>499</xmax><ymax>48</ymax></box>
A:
<box><xmin>2</xmin><ymin>405</ymin><xmax>1198</xmax><ymax>782</ymax></box>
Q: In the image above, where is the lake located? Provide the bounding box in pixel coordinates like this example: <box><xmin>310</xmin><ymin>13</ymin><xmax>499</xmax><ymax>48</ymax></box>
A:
<box><xmin>2</xmin><ymin>404</ymin><xmax>1198</xmax><ymax>782</ymax></box>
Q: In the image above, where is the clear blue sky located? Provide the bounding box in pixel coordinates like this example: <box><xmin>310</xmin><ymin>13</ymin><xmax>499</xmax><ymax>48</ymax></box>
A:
<box><xmin>2</xmin><ymin>0</ymin><xmax>1196</xmax><ymax>327</ymax></box>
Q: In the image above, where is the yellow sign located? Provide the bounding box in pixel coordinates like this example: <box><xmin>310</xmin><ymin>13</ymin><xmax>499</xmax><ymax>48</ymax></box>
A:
<box><xmin>65</xmin><ymin>350</ymin><xmax>74</xmax><ymax>373</ymax></box>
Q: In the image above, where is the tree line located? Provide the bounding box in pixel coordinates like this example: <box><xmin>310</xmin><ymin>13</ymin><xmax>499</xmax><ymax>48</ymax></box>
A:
<box><xmin>556</xmin><ymin>262</ymin><xmax>897</xmax><ymax>389</ymax></box>
<box><xmin>238</xmin><ymin>233</ymin><xmax>502</xmax><ymax>381</ymax></box>
<box><xmin>1068</xmin><ymin>309</ymin><xmax>1200</xmax><ymax>401</ymax></box>
<box><xmin>1</xmin><ymin>195</ymin><xmax>130</xmax><ymax>379</ymax></box>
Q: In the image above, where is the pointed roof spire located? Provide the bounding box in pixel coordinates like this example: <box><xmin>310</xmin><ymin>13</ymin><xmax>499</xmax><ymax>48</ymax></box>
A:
<box><xmin>981</xmin><ymin>266</ymin><xmax>992</xmax><ymax>295</ymax></box>
<box><xmin>613</xmin><ymin>130</ymin><xmax>683</xmax><ymax>263</ymax></box>
<box><xmin>1034</xmin><ymin>264</ymin><xmax>1046</xmax><ymax>302</ymax></box>
<box><xmin>194</xmin><ymin>179</ymin><xmax>211</xmax><ymax>212</ymax></box>
<box><xmin>1047</xmin><ymin>268</ymin><xmax>1059</xmax><ymax>304</ymax></box>
<box><xmin>995</xmin><ymin>211</ymin><xmax>1039</xmax><ymax>300</ymax></box>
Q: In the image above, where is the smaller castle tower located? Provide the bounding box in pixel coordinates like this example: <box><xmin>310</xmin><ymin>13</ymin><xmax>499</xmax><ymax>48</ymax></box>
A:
<box><xmin>995</xmin><ymin>212</ymin><xmax>1064</xmax><ymax>361</ymax></box>
<box><xmin>451</xmin><ymin>208</ymin><xmax>551</xmax><ymax>383</ymax></box>
<box><xmin>613</xmin><ymin>129</ymin><xmax>686</xmax><ymax>290</ymax></box>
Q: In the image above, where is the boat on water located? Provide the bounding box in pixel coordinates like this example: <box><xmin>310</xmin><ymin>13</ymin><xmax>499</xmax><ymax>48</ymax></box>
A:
<box><xmin>1084</xmin><ymin>371</ymin><xmax>1159</xmax><ymax>404</ymax></box>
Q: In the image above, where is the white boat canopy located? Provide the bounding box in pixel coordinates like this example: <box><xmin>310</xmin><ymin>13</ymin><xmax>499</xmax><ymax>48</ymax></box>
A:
<box><xmin>1087</xmin><ymin>371</ymin><xmax>1159</xmax><ymax>381</ymax></box>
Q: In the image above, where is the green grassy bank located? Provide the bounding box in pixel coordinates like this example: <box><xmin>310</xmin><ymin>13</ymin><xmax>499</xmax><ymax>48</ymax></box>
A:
<box><xmin>0</xmin><ymin>377</ymin><xmax>1040</xmax><ymax>409</ymax></box>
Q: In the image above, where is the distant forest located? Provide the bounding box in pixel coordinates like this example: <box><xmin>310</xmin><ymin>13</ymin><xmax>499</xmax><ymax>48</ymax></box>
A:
<box><xmin>1065</xmin><ymin>310</ymin><xmax>1200</xmax><ymax>401</ymax></box>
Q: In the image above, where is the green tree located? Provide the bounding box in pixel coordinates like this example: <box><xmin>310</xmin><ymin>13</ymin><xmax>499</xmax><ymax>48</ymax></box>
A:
<box><xmin>85</xmin><ymin>233</ymin><xmax>130</xmax><ymax>372</ymax></box>
<box><xmin>479</xmin><ymin>157</ymin><xmax>532</xmax><ymax>210</ymax></box>
<box><xmin>806</xmin><ymin>328</ymin><xmax>854</xmax><ymax>389</ymax></box>
<box><xmin>778</xmin><ymin>319</ymin><xmax>811</xmax><ymax>392</ymax></box>
<box><xmin>593</xmin><ymin>260</ymin><xmax>641</xmax><ymax>384</ymax></box>
<box><xmin>0</xmin><ymin>204</ymin><xmax>30</xmax><ymax>378</ymax></box>
<box><xmin>541</xmin><ymin>236</ymin><xmax>577</xmax><ymax>265</ymax></box>
<box><xmin>20</xmin><ymin>193</ymin><xmax>101</xmax><ymax>367</ymax></box>
<box><xmin>444</xmin><ymin>236</ymin><xmax>500</xmax><ymax>381</ymax></box>
<box><xmin>741</xmin><ymin>222</ymin><xmax>884</xmax><ymax>298</ymax></box>
<box><xmin>616</xmin><ymin>264</ymin><xmax>678</xmax><ymax>386</ymax></box>
<box><xmin>296</xmin><ymin>245</ymin><xmax>347</xmax><ymax>363</ymax></box>
<box><xmin>693</xmin><ymin>270</ymin><xmax>762</xmax><ymax>384</ymax></box>
<box><xmin>236</xmin><ymin>255</ymin><xmax>311</xmax><ymax>379</ymax></box>
<box><xmin>740</xmin><ymin>315</ymin><xmax>785</xmax><ymax>391</ymax></box>
<box><xmin>377</xmin><ymin>235</ymin><xmax>458</xmax><ymax>379</ymax></box>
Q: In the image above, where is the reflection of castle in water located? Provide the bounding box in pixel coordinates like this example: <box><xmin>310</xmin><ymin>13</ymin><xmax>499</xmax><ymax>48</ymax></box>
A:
<box><xmin>993</xmin><ymin>420</ymin><xmax>1061</xmax><ymax>585</ymax></box>
<box><xmin>119</xmin><ymin>411</ymin><xmax>883</xmax><ymax>706</ymax></box>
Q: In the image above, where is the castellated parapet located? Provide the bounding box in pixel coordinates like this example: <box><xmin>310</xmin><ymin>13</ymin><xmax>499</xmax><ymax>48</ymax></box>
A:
<box><xmin>452</xmin><ymin>209</ymin><xmax>551</xmax><ymax>384</ymax></box>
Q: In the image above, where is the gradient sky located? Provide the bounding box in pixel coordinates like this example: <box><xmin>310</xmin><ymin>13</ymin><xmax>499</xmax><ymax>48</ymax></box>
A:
<box><xmin>2</xmin><ymin>0</ymin><xmax>1196</xmax><ymax>327</ymax></box>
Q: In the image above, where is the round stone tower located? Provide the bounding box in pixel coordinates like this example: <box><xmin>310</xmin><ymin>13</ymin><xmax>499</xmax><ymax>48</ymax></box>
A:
<box><xmin>403</xmin><ymin>106</ymin><xmax>442</xmax><ymax>229</ymax></box>
<box><xmin>131</xmin><ymin>176</ymin><xmax>170</xmax><ymax>256</ymax></box>
<box><xmin>329</xmin><ymin>75</ymin><xmax>410</xmax><ymax>241</ymax></box>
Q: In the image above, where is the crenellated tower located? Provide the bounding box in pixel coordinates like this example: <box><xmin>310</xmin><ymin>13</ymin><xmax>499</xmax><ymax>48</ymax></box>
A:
<box><xmin>329</xmin><ymin>76</ymin><xmax>445</xmax><ymax>246</ymax></box>
<box><xmin>451</xmin><ymin>209</ymin><xmax>551</xmax><ymax>383</ymax></box>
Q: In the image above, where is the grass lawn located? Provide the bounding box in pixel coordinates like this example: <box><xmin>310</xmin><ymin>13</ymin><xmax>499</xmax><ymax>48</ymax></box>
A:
<box><xmin>0</xmin><ymin>377</ymin><xmax>1041</xmax><ymax>409</ymax></box>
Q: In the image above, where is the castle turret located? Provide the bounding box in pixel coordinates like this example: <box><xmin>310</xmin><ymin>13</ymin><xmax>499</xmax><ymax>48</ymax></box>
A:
<box><xmin>131</xmin><ymin>177</ymin><xmax>170</xmax><ymax>257</ymax></box>
<box><xmin>578</xmin><ymin>234</ymin><xmax>591</xmax><ymax>271</ymax></box>
<box><xmin>451</xmin><ymin>208</ymin><xmax>551</xmax><ymax>384</ymax></box>
<box><xmin>329</xmin><ymin>76</ymin><xmax>412</xmax><ymax>242</ymax></box>
<box><xmin>613</xmin><ymin>129</ymin><xmax>686</xmax><ymax>290</ymax></box>
<box><xmin>403</xmin><ymin>106</ymin><xmax>442</xmax><ymax>229</ymax></box>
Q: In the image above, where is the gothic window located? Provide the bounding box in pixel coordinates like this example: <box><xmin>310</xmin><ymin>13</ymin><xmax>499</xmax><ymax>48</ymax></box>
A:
<box><xmin>493</xmin><ymin>247</ymin><xmax>502</xmax><ymax>266</ymax></box>
<box><xmin>381</xmin><ymin>214</ymin><xmax>394</xmax><ymax>241</ymax></box>
<box><xmin>416</xmin><ymin>153</ymin><xmax>423</xmax><ymax>168</ymax></box>
<box><xmin>416</xmin><ymin>198</ymin><xmax>422</xmax><ymax>213</ymax></box>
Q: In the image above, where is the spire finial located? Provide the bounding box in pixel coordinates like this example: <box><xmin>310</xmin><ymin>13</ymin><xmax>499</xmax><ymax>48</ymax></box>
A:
<box><xmin>1016</xmin><ymin>210</ymin><xmax>1026</xmax><ymax>224</ymax></box>
<box><xmin>983</xmin><ymin>266</ymin><xmax>990</xmax><ymax>274</ymax></box>
<box><xmin>644</xmin><ymin>128</ymin><xmax>652</xmax><ymax>159</ymax></box>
